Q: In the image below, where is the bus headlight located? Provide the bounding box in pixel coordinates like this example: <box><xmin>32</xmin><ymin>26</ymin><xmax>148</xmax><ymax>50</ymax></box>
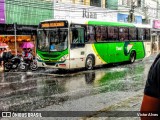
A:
<box><xmin>59</xmin><ymin>55</ymin><xmax>68</xmax><ymax>61</ymax></box>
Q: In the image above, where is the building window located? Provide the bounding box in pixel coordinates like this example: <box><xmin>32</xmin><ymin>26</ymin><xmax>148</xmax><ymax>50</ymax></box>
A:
<box><xmin>90</xmin><ymin>0</ymin><xmax>101</xmax><ymax>7</ymax></box>
<box><xmin>122</xmin><ymin>0</ymin><xmax>131</xmax><ymax>6</ymax></box>
<box><xmin>137</xmin><ymin>0</ymin><xmax>141</xmax><ymax>7</ymax></box>
<box><xmin>127</xmin><ymin>0</ymin><xmax>131</xmax><ymax>6</ymax></box>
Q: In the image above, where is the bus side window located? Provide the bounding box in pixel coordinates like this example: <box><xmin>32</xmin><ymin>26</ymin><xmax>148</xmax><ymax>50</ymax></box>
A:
<box><xmin>72</xmin><ymin>28</ymin><xmax>85</xmax><ymax>44</ymax></box>
<box><xmin>101</xmin><ymin>26</ymin><xmax>107</xmax><ymax>41</ymax></box>
<box><xmin>129</xmin><ymin>28</ymin><xmax>136</xmax><ymax>40</ymax></box>
<box><xmin>86</xmin><ymin>26</ymin><xmax>96</xmax><ymax>43</ymax></box>
<box><xmin>72</xmin><ymin>29</ymin><xmax>79</xmax><ymax>43</ymax></box>
<box><xmin>96</xmin><ymin>26</ymin><xmax>101</xmax><ymax>41</ymax></box>
<box><xmin>119</xmin><ymin>27</ymin><xmax>128</xmax><ymax>41</ymax></box>
<box><xmin>138</xmin><ymin>28</ymin><xmax>145</xmax><ymax>40</ymax></box>
<box><xmin>145</xmin><ymin>29</ymin><xmax>150</xmax><ymax>40</ymax></box>
<box><xmin>95</xmin><ymin>26</ymin><xmax>107</xmax><ymax>42</ymax></box>
<box><xmin>107</xmin><ymin>27</ymin><xmax>118</xmax><ymax>41</ymax></box>
<box><xmin>78</xmin><ymin>28</ymin><xmax>85</xmax><ymax>43</ymax></box>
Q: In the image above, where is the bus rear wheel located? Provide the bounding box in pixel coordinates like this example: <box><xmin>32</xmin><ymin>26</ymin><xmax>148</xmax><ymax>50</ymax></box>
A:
<box><xmin>130</xmin><ymin>51</ymin><xmax>136</xmax><ymax>63</ymax></box>
<box><xmin>85</xmin><ymin>55</ymin><xmax>94</xmax><ymax>70</ymax></box>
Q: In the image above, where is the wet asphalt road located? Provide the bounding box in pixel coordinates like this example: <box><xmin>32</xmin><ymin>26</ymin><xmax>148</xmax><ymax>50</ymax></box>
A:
<box><xmin>0</xmin><ymin>54</ymin><xmax>157</xmax><ymax>119</ymax></box>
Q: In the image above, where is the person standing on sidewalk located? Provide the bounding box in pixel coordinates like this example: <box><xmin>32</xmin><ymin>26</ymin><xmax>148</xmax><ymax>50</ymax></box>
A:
<box><xmin>140</xmin><ymin>53</ymin><xmax>160</xmax><ymax>120</ymax></box>
<box><xmin>0</xmin><ymin>48</ymin><xmax>4</xmax><ymax>70</ymax></box>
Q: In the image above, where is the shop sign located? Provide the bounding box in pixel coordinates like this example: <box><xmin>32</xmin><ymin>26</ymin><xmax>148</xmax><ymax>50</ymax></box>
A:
<box><xmin>153</xmin><ymin>20</ymin><xmax>160</xmax><ymax>29</ymax></box>
<box><xmin>0</xmin><ymin>0</ymin><xmax>5</xmax><ymax>23</ymax></box>
<box><xmin>82</xmin><ymin>9</ymin><xmax>97</xmax><ymax>19</ymax></box>
<box><xmin>117</xmin><ymin>13</ymin><xmax>142</xmax><ymax>24</ymax></box>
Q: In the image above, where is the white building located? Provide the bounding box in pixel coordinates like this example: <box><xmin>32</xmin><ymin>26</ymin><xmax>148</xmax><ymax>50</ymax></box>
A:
<box><xmin>53</xmin><ymin>2</ymin><xmax>118</xmax><ymax>22</ymax></box>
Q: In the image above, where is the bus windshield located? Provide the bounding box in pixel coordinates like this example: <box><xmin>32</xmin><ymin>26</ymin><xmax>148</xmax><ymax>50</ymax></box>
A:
<box><xmin>37</xmin><ymin>28</ymin><xmax>68</xmax><ymax>52</ymax></box>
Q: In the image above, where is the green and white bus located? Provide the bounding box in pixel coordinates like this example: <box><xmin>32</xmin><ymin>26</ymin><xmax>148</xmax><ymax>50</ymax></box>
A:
<box><xmin>36</xmin><ymin>19</ymin><xmax>150</xmax><ymax>70</ymax></box>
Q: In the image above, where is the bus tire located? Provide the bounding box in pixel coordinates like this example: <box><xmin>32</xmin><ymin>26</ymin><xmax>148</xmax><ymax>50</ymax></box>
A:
<box><xmin>85</xmin><ymin>55</ymin><xmax>95</xmax><ymax>70</ymax></box>
<box><xmin>130</xmin><ymin>51</ymin><xmax>136</xmax><ymax>63</ymax></box>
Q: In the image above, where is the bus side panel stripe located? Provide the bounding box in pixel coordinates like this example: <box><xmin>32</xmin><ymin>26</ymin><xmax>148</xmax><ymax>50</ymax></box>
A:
<box><xmin>92</xmin><ymin>44</ymin><xmax>106</xmax><ymax>64</ymax></box>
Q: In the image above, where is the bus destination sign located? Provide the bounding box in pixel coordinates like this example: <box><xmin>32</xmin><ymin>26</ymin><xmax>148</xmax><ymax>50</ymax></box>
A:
<box><xmin>41</xmin><ymin>22</ymin><xmax>66</xmax><ymax>28</ymax></box>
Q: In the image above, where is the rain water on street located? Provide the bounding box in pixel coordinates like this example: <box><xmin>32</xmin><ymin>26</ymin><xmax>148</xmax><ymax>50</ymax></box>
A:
<box><xmin>0</xmin><ymin>54</ymin><xmax>156</xmax><ymax>113</ymax></box>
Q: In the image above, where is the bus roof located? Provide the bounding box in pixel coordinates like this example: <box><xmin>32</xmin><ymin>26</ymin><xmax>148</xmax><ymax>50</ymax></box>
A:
<box><xmin>40</xmin><ymin>18</ymin><xmax>135</xmax><ymax>27</ymax></box>
<box><xmin>87</xmin><ymin>21</ymin><xmax>135</xmax><ymax>27</ymax></box>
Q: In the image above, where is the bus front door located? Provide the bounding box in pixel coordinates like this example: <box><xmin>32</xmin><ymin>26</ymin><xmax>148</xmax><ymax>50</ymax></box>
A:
<box><xmin>70</xmin><ymin>44</ymin><xmax>85</xmax><ymax>69</ymax></box>
<box><xmin>70</xmin><ymin>27</ymin><xmax>85</xmax><ymax>69</ymax></box>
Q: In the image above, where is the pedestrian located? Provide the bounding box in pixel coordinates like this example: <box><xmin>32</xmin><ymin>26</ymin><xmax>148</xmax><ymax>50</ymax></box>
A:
<box><xmin>22</xmin><ymin>48</ymin><xmax>26</xmax><ymax>58</ymax></box>
<box><xmin>140</xmin><ymin>53</ymin><xmax>160</xmax><ymax>120</ymax></box>
<box><xmin>2</xmin><ymin>47</ymin><xmax>13</xmax><ymax>71</ymax></box>
<box><xmin>25</xmin><ymin>48</ymin><xmax>33</xmax><ymax>60</ymax></box>
<box><xmin>2</xmin><ymin>47</ymin><xmax>13</xmax><ymax>62</ymax></box>
<box><xmin>0</xmin><ymin>48</ymin><xmax>4</xmax><ymax>68</ymax></box>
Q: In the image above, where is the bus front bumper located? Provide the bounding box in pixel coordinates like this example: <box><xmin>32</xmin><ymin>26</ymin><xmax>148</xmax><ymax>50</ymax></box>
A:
<box><xmin>37</xmin><ymin>61</ymin><xmax>69</xmax><ymax>69</ymax></box>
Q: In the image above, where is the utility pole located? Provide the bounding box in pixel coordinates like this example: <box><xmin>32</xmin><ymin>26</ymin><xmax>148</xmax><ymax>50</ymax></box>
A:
<box><xmin>128</xmin><ymin>1</ymin><xmax>136</xmax><ymax>23</ymax></box>
<box><xmin>142</xmin><ymin>0</ymin><xmax>149</xmax><ymax>24</ymax></box>
<box><xmin>156</xmin><ymin>0</ymin><xmax>159</xmax><ymax>18</ymax></box>
<box><xmin>14</xmin><ymin>23</ymin><xmax>17</xmax><ymax>56</ymax></box>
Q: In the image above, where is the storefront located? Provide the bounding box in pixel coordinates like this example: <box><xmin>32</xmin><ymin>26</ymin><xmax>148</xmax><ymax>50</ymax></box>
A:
<box><xmin>0</xmin><ymin>0</ymin><xmax>52</xmax><ymax>56</ymax></box>
<box><xmin>151</xmin><ymin>20</ymin><xmax>160</xmax><ymax>53</ymax></box>
<box><xmin>0</xmin><ymin>24</ymin><xmax>37</xmax><ymax>56</ymax></box>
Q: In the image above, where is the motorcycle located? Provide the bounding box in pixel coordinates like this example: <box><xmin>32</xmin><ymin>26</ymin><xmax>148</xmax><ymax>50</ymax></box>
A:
<box><xmin>18</xmin><ymin>57</ymin><xmax>38</xmax><ymax>72</ymax></box>
<box><xmin>4</xmin><ymin>56</ymin><xmax>21</xmax><ymax>71</ymax></box>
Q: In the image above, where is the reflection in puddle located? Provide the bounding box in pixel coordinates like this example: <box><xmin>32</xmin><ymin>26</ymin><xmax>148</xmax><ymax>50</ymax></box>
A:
<box><xmin>85</xmin><ymin>72</ymin><xmax>95</xmax><ymax>84</ymax></box>
<box><xmin>93</xmin><ymin>65</ymin><xmax>145</xmax><ymax>93</ymax></box>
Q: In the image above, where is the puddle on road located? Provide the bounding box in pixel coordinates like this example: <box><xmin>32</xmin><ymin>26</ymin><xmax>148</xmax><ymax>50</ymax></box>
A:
<box><xmin>0</xmin><ymin>59</ymin><xmax>151</xmax><ymax>111</ymax></box>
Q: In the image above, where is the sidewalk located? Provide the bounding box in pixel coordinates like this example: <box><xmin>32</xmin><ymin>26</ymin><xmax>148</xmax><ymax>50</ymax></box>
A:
<box><xmin>82</xmin><ymin>90</ymin><xmax>143</xmax><ymax>120</ymax></box>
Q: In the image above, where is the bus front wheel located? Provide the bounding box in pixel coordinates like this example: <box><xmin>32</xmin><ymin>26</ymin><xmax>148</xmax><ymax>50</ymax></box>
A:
<box><xmin>130</xmin><ymin>51</ymin><xmax>136</xmax><ymax>63</ymax></box>
<box><xmin>85</xmin><ymin>55</ymin><xmax>94</xmax><ymax>70</ymax></box>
